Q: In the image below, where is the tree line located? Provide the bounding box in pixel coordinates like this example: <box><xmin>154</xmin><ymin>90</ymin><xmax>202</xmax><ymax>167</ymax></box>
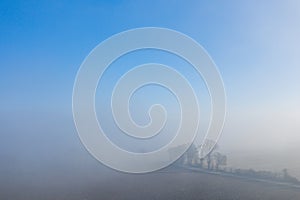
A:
<box><xmin>172</xmin><ymin>140</ymin><xmax>299</xmax><ymax>185</ymax></box>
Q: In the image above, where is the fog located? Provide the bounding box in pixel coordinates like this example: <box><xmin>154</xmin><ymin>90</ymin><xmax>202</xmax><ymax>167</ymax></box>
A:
<box><xmin>1</xmin><ymin>0</ymin><xmax>300</xmax><ymax>199</ymax></box>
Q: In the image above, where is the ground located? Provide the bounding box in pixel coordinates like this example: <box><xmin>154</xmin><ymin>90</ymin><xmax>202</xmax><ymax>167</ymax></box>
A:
<box><xmin>2</xmin><ymin>167</ymin><xmax>300</xmax><ymax>200</ymax></box>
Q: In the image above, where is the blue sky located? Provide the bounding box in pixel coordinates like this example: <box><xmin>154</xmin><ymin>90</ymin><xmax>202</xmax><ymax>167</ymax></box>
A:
<box><xmin>1</xmin><ymin>0</ymin><xmax>300</xmax><ymax>177</ymax></box>
<box><xmin>0</xmin><ymin>0</ymin><xmax>245</xmax><ymax>112</ymax></box>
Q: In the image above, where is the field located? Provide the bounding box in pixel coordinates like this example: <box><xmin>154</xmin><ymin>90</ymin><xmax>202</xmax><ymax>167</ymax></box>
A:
<box><xmin>2</xmin><ymin>167</ymin><xmax>300</xmax><ymax>200</ymax></box>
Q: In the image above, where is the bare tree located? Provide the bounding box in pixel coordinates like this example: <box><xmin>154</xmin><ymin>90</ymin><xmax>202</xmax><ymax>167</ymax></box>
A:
<box><xmin>199</xmin><ymin>157</ymin><xmax>204</xmax><ymax>168</ymax></box>
<box><xmin>207</xmin><ymin>153</ymin><xmax>212</xmax><ymax>170</ymax></box>
<box><xmin>186</xmin><ymin>144</ymin><xmax>198</xmax><ymax>166</ymax></box>
<box><xmin>200</xmin><ymin>139</ymin><xmax>218</xmax><ymax>170</ymax></box>
<box><xmin>213</xmin><ymin>152</ymin><xmax>227</xmax><ymax>171</ymax></box>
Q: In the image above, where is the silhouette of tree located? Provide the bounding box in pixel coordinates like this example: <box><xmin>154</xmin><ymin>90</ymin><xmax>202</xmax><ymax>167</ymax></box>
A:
<box><xmin>213</xmin><ymin>152</ymin><xmax>227</xmax><ymax>171</ymax></box>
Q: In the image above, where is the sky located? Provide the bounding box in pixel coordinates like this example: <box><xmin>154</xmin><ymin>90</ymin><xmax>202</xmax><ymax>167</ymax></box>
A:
<box><xmin>1</xmin><ymin>0</ymin><xmax>300</xmax><ymax>178</ymax></box>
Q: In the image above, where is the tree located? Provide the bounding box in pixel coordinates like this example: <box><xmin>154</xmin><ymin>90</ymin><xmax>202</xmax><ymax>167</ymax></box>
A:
<box><xmin>199</xmin><ymin>157</ymin><xmax>204</xmax><ymax>168</ymax></box>
<box><xmin>213</xmin><ymin>152</ymin><xmax>227</xmax><ymax>171</ymax></box>
<box><xmin>186</xmin><ymin>144</ymin><xmax>198</xmax><ymax>166</ymax></box>
<box><xmin>207</xmin><ymin>153</ymin><xmax>212</xmax><ymax>170</ymax></box>
<box><xmin>199</xmin><ymin>139</ymin><xmax>218</xmax><ymax>169</ymax></box>
<box><xmin>282</xmin><ymin>168</ymin><xmax>288</xmax><ymax>179</ymax></box>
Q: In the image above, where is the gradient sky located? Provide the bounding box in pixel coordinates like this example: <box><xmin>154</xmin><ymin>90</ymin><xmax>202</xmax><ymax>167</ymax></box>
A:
<box><xmin>1</xmin><ymin>0</ymin><xmax>300</xmax><ymax>177</ymax></box>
